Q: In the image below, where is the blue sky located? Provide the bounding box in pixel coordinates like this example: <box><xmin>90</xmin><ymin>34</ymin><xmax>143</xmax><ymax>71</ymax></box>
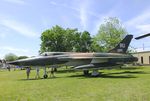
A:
<box><xmin>0</xmin><ymin>0</ymin><xmax>150</xmax><ymax>58</ymax></box>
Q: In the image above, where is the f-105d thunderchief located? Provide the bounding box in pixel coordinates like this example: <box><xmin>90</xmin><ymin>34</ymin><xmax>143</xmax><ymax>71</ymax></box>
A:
<box><xmin>8</xmin><ymin>35</ymin><xmax>138</xmax><ymax>78</ymax></box>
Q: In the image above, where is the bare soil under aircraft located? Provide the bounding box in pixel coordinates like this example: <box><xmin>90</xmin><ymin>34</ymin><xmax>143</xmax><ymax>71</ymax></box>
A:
<box><xmin>0</xmin><ymin>66</ymin><xmax>150</xmax><ymax>101</ymax></box>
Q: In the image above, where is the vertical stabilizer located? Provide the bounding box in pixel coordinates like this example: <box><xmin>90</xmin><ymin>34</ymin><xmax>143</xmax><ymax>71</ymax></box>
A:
<box><xmin>109</xmin><ymin>35</ymin><xmax>133</xmax><ymax>53</ymax></box>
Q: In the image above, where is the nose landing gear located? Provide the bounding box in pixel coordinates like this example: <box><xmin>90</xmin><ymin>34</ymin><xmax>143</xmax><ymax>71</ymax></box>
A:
<box><xmin>43</xmin><ymin>74</ymin><xmax>48</xmax><ymax>79</ymax></box>
<box><xmin>43</xmin><ymin>67</ymin><xmax>48</xmax><ymax>79</ymax></box>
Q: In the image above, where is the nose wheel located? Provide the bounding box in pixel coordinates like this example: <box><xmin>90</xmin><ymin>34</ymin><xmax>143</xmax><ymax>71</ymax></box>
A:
<box><xmin>43</xmin><ymin>74</ymin><xmax>48</xmax><ymax>79</ymax></box>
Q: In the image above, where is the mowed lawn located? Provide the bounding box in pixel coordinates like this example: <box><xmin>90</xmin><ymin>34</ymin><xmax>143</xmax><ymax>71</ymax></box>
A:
<box><xmin>0</xmin><ymin>66</ymin><xmax>150</xmax><ymax>101</ymax></box>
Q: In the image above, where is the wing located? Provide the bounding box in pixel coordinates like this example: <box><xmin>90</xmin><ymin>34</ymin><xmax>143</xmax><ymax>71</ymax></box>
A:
<box><xmin>58</xmin><ymin>55</ymin><xmax>130</xmax><ymax>67</ymax></box>
<box><xmin>58</xmin><ymin>56</ymin><xmax>130</xmax><ymax>60</ymax></box>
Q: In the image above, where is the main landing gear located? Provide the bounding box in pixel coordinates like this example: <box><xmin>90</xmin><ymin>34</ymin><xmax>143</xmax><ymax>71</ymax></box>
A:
<box><xmin>91</xmin><ymin>70</ymin><xmax>99</xmax><ymax>77</ymax></box>
<box><xmin>83</xmin><ymin>70</ymin><xmax>100</xmax><ymax>77</ymax></box>
<box><xmin>83</xmin><ymin>70</ymin><xmax>89</xmax><ymax>76</ymax></box>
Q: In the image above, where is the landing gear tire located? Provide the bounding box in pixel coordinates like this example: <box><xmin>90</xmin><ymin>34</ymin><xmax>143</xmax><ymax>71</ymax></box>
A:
<box><xmin>83</xmin><ymin>70</ymin><xmax>89</xmax><ymax>76</ymax></box>
<box><xmin>54</xmin><ymin>68</ymin><xmax>57</xmax><ymax>72</ymax></box>
<box><xmin>43</xmin><ymin>74</ymin><xmax>48</xmax><ymax>79</ymax></box>
<box><xmin>91</xmin><ymin>70</ymin><xmax>99</xmax><ymax>77</ymax></box>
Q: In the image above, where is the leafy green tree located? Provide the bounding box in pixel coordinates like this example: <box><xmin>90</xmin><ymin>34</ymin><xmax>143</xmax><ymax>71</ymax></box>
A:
<box><xmin>90</xmin><ymin>39</ymin><xmax>103</xmax><ymax>52</ymax></box>
<box><xmin>94</xmin><ymin>17</ymin><xmax>128</xmax><ymax>52</ymax></box>
<box><xmin>40</xmin><ymin>25</ymin><xmax>79</xmax><ymax>53</ymax></box>
<box><xmin>40</xmin><ymin>25</ymin><xmax>66</xmax><ymax>52</ymax></box>
<box><xmin>5</xmin><ymin>53</ymin><xmax>18</xmax><ymax>61</ymax></box>
<box><xmin>40</xmin><ymin>25</ymin><xmax>92</xmax><ymax>53</ymax></box>
<box><xmin>74</xmin><ymin>31</ymin><xmax>92</xmax><ymax>52</ymax></box>
<box><xmin>72</xmin><ymin>32</ymin><xmax>81</xmax><ymax>52</ymax></box>
<box><xmin>17</xmin><ymin>56</ymin><xmax>28</xmax><ymax>60</ymax></box>
<box><xmin>81</xmin><ymin>31</ymin><xmax>91</xmax><ymax>52</ymax></box>
<box><xmin>63</xmin><ymin>28</ymin><xmax>79</xmax><ymax>51</ymax></box>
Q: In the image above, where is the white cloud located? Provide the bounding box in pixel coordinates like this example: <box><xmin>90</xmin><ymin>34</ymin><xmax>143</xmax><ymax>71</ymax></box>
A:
<box><xmin>125</xmin><ymin>8</ymin><xmax>150</xmax><ymax>35</ymax></box>
<box><xmin>48</xmin><ymin>0</ymin><xmax>118</xmax><ymax>35</ymax></box>
<box><xmin>136</xmin><ymin>24</ymin><xmax>150</xmax><ymax>33</ymax></box>
<box><xmin>49</xmin><ymin>1</ymin><xmax>93</xmax><ymax>30</ymax></box>
<box><xmin>91</xmin><ymin>17</ymin><xmax>104</xmax><ymax>35</ymax></box>
<box><xmin>0</xmin><ymin>46</ymin><xmax>37</xmax><ymax>59</ymax></box>
<box><xmin>135</xmin><ymin>47</ymin><xmax>150</xmax><ymax>52</ymax></box>
<box><xmin>0</xmin><ymin>33</ymin><xmax>6</xmax><ymax>39</ymax></box>
<box><xmin>126</xmin><ymin>10</ymin><xmax>150</xmax><ymax>26</ymax></box>
<box><xmin>3</xmin><ymin>0</ymin><xmax>26</xmax><ymax>5</ymax></box>
<box><xmin>50</xmin><ymin>1</ymin><xmax>57</xmax><ymax>5</ymax></box>
<box><xmin>0</xmin><ymin>27</ymin><xmax>10</xmax><ymax>38</ymax></box>
<box><xmin>79</xmin><ymin>8</ymin><xmax>87</xmax><ymax>29</ymax></box>
<box><xmin>78</xmin><ymin>1</ymin><xmax>90</xmax><ymax>30</ymax></box>
<box><xmin>1</xmin><ymin>19</ymin><xmax>39</xmax><ymax>37</ymax></box>
<box><xmin>91</xmin><ymin>12</ymin><xmax>117</xmax><ymax>35</ymax></box>
<box><xmin>1</xmin><ymin>46</ymin><xmax>29</xmax><ymax>53</ymax></box>
<box><xmin>90</xmin><ymin>2</ymin><xmax>120</xmax><ymax>35</ymax></box>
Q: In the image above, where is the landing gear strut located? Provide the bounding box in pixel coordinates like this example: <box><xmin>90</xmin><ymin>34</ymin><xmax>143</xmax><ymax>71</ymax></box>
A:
<box><xmin>43</xmin><ymin>67</ymin><xmax>48</xmax><ymax>79</ymax></box>
<box><xmin>83</xmin><ymin>70</ymin><xmax>89</xmax><ymax>76</ymax></box>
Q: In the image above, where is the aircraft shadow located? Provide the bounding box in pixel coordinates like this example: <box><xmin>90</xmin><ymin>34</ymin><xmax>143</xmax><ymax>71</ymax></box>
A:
<box><xmin>98</xmin><ymin>74</ymin><xmax>136</xmax><ymax>78</ymax></box>
<box><xmin>107</xmin><ymin>71</ymin><xmax>148</xmax><ymax>75</ymax></box>
<box><xmin>18</xmin><ymin>77</ymin><xmax>60</xmax><ymax>81</ymax></box>
<box><xmin>56</xmin><ymin>69</ymin><xmax>75</xmax><ymax>73</ymax></box>
<box><xmin>18</xmin><ymin>70</ymin><xmax>147</xmax><ymax>80</ymax></box>
<box><xmin>118</xmin><ymin>67</ymin><xmax>142</xmax><ymax>70</ymax></box>
<box><xmin>19</xmin><ymin>78</ymin><xmax>41</xmax><ymax>81</ymax></box>
<box><xmin>67</xmin><ymin>74</ymin><xmax>136</xmax><ymax>79</ymax></box>
<box><xmin>66</xmin><ymin>70</ymin><xmax>141</xmax><ymax>79</ymax></box>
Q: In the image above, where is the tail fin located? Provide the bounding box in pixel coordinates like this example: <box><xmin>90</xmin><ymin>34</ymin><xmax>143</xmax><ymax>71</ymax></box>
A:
<box><xmin>109</xmin><ymin>35</ymin><xmax>133</xmax><ymax>53</ymax></box>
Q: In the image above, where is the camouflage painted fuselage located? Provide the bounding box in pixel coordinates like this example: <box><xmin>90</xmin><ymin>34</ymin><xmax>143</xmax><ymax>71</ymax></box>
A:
<box><xmin>8</xmin><ymin>35</ymin><xmax>138</xmax><ymax>69</ymax></box>
<box><xmin>8</xmin><ymin>52</ymin><xmax>137</xmax><ymax>69</ymax></box>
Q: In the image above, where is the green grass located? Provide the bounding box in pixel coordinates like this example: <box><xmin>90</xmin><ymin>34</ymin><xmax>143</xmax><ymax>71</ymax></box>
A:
<box><xmin>0</xmin><ymin>66</ymin><xmax>150</xmax><ymax>101</ymax></box>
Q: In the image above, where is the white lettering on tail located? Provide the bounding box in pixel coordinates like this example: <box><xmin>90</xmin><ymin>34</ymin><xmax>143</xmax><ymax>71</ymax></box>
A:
<box><xmin>119</xmin><ymin>43</ymin><xmax>125</xmax><ymax>48</ymax></box>
<box><xmin>117</xmin><ymin>49</ymin><xmax>123</xmax><ymax>52</ymax></box>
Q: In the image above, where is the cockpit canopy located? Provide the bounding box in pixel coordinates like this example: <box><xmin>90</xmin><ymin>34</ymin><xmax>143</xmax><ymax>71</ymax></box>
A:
<box><xmin>40</xmin><ymin>52</ymin><xmax>69</xmax><ymax>56</ymax></box>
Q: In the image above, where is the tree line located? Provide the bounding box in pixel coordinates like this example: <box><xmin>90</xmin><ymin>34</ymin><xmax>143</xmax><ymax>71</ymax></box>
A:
<box><xmin>4</xmin><ymin>17</ymin><xmax>128</xmax><ymax>61</ymax></box>
<box><xmin>4</xmin><ymin>53</ymin><xmax>28</xmax><ymax>61</ymax></box>
<box><xmin>40</xmin><ymin>17</ymin><xmax>128</xmax><ymax>53</ymax></box>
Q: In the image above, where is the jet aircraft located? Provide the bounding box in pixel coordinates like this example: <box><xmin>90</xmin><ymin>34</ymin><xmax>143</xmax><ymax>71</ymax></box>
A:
<box><xmin>8</xmin><ymin>34</ymin><xmax>138</xmax><ymax>78</ymax></box>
